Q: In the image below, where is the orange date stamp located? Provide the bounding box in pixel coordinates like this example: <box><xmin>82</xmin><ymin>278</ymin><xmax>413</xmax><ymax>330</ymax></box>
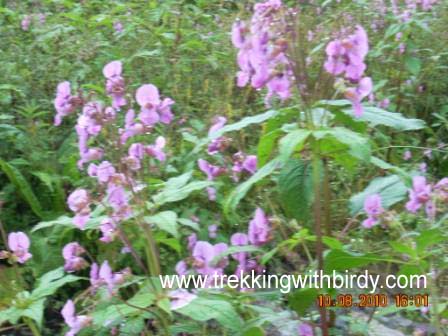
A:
<box><xmin>317</xmin><ymin>294</ymin><xmax>429</xmax><ymax>308</ymax></box>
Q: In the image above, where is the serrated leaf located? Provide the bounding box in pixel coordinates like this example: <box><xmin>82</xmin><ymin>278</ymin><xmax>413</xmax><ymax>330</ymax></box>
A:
<box><xmin>145</xmin><ymin>211</ymin><xmax>178</xmax><ymax>237</ymax></box>
<box><xmin>278</xmin><ymin>130</ymin><xmax>311</xmax><ymax>162</ymax></box>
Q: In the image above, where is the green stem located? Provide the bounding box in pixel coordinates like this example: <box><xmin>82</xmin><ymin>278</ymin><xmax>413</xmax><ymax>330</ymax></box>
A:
<box><xmin>24</xmin><ymin>317</ymin><xmax>41</xmax><ymax>336</ymax></box>
<box><xmin>311</xmin><ymin>142</ymin><xmax>329</xmax><ymax>336</ymax></box>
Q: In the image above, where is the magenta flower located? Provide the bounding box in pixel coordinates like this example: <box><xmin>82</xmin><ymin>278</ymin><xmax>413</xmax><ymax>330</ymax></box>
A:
<box><xmin>88</xmin><ymin>161</ymin><xmax>116</xmax><ymax>184</ymax></box>
<box><xmin>192</xmin><ymin>241</ymin><xmax>228</xmax><ymax>278</ymax></box>
<box><xmin>232</xmin><ymin>152</ymin><xmax>258</xmax><ymax>180</ymax></box>
<box><xmin>169</xmin><ymin>289</ymin><xmax>197</xmax><ymax>310</ymax></box>
<box><xmin>136</xmin><ymin>84</ymin><xmax>161</xmax><ymax>125</ymax></box>
<box><xmin>344</xmin><ymin>77</ymin><xmax>373</xmax><ymax>117</ymax></box>
<box><xmin>406</xmin><ymin>176</ymin><xmax>432</xmax><ymax>214</ymax></box>
<box><xmin>103</xmin><ymin>61</ymin><xmax>127</xmax><ymax>109</ymax></box>
<box><xmin>298</xmin><ymin>323</ymin><xmax>314</xmax><ymax>336</ymax></box>
<box><xmin>62</xmin><ymin>242</ymin><xmax>87</xmax><ymax>272</ymax></box>
<box><xmin>208</xmin><ymin>224</ymin><xmax>218</xmax><ymax>239</ymax></box>
<box><xmin>158</xmin><ymin>98</ymin><xmax>175</xmax><ymax>124</ymax></box>
<box><xmin>8</xmin><ymin>232</ymin><xmax>32</xmax><ymax>264</ymax></box>
<box><xmin>187</xmin><ymin>233</ymin><xmax>197</xmax><ymax>251</ymax></box>
<box><xmin>362</xmin><ymin>194</ymin><xmax>384</xmax><ymax>228</ymax></box>
<box><xmin>61</xmin><ymin>300</ymin><xmax>91</xmax><ymax>336</ymax></box>
<box><xmin>175</xmin><ymin>260</ymin><xmax>188</xmax><ymax>276</ymax></box>
<box><xmin>230</xmin><ymin>232</ymin><xmax>249</xmax><ymax>265</ymax></box>
<box><xmin>208</xmin><ymin>116</ymin><xmax>227</xmax><ymax>136</ymax></box>
<box><xmin>403</xmin><ymin>150</ymin><xmax>412</xmax><ymax>161</ymax></box>
<box><xmin>113</xmin><ymin>21</ymin><xmax>123</xmax><ymax>33</ymax></box>
<box><xmin>99</xmin><ymin>218</ymin><xmax>118</xmax><ymax>243</ymax></box>
<box><xmin>419</xmin><ymin>162</ymin><xmax>427</xmax><ymax>173</ymax></box>
<box><xmin>146</xmin><ymin>136</ymin><xmax>166</xmax><ymax>162</ymax></box>
<box><xmin>21</xmin><ymin>15</ymin><xmax>31</xmax><ymax>31</ymax></box>
<box><xmin>54</xmin><ymin>82</ymin><xmax>78</xmax><ymax>126</ymax></box>
<box><xmin>107</xmin><ymin>184</ymin><xmax>132</xmax><ymax>220</ymax></box>
<box><xmin>67</xmin><ymin>189</ymin><xmax>91</xmax><ymax>229</ymax></box>
<box><xmin>248</xmin><ymin>208</ymin><xmax>271</xmax><ymax>246</ymax></box>
<box><xmin>198</xmin><ymin>159</ymin><xmax>225</xmax><ymax>181</ymax></box>
<box><xmin>120</xmin><ymin>109</ymin><xmax>145</xmax><ymax>144</ymax></box>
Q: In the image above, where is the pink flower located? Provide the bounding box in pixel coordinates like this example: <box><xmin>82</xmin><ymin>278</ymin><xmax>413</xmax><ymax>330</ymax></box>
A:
<box><xmin>21</xmin><ymin>15</ymin><xmax>31</xmax><ymax>31</ymax></box>
<box><xmin>403</xmin><ymin>150</ymin><xmax>412</xmax><ymax>161</ymax></box>
<box><xmin>362</xmin><ymin>194</ymin><xmax>384</xmax><ymax>228</ymax></box>
<box><xmin>208</xmin><ymin>224</ymin><xmax>218</xmax><ymax>239</ymax></box>
<box><xmin>192</xmin><ymin>241</ymin><xmax>228</xmax><ymax>279</ymax></box>
<box><xmin>62</xmin><ymin>242</ymin><xmax>87</xmax><ymax>272</ymax></box>
<box><xmin>67</xmin><ymin>189</ymin><xmax>91</xmax><ymax>229</ymax></box>
<box><xmin>90</xmin><ymin>261</ymin><xmax>130</xmax><ymax>295</ymax></box>
<box><xmin>54</xmin><ymin>82</ymin><xmax>78</xmax><ymax>126</ymax></box>
<box><xmin>248</xmin><ymin>208</ymin><xmax>271</xmax><ymax>246</ymax></box>
<box><xmin>198</xmin><ymin>159</ymin><xmax>225</xmax><ymax>181</ymax></box>
<box><xmin>113</xmin><ymin>21</ymin><xmax>123</xmax><ymax>33</ymax></box>
<box><xmin>99</xmin><ymin>218</ymin><xmax>118</xmax><ymax>243</ymax></box>
<box><xmin>345</xmin><ymin>77</ymin><xmax>373</xmax><ymax>117</ymax></box>
<box><xmin>146</xmin><ymin>136</ymin><xmax>166</xmax><ymax>162</ymax></box>
<box><xmin>136</xmin><ymin>84</ymin><xmax>160</xmax><ymax>125</ymax></box>
<box><xmin>230</xmin><ymin>232</ymin><xmax>249</xmax><ymax>265</ymax></box>
<box><xmin>406</xmin><ymin>176</ymin><xmax>432</xmax><ymax>214</ymax></box>
<box><xmin>61</xmin><ymin>300</ymin><xmax>91</xmax><ymax>336</ymax></box>
<box><xmin>208</xmin><ymin>116</ymin><xmax>227</xmax><ymax>136</ymax></box>
<box><xmin>175</xmin><ymin>260</ymin><xmax>188</xmax><ymax>276</ymax></box>
<box><xmin>8</xmin><ymin>232</ymin><xmax>32</xmax><ymax>264</ymax></box>
<box><xmin>89</xmin><ymin>161</ymin><xmax>116</xmax><ymax>184</ymax></box>
<box><xmin>298</xmin><ymin>323</ymin><xmax>314</xmax><ymax>336</ymax></box>
<box><xmin>103</xmin><ymin>61</ymin><xmax>127</xmax><ymax>109</ymax></box>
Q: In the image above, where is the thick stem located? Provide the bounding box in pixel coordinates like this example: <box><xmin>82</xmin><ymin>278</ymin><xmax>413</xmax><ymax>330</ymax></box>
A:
<box><xmin>24</xmin><ymin>317</ymin><xmax>41</xmax><ymax>336</ymax></box>
<box><xmin>311</xmin><ymin>144</ymin><xmax>329</xmax><ymax>336</ymax></box>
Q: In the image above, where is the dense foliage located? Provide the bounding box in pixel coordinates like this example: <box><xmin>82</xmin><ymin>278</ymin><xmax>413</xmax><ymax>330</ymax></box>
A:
<box><xmin>0</xmin><ymin>0</ymin><xmax>447</xmax><ymax>335</ymax></box>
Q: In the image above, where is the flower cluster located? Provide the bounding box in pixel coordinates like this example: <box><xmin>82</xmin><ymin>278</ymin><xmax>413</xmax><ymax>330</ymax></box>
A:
<box><xmin>0</xmin><ymin>232</ymin><xmax>32</xmax><ymax>264</ymax></box>
<box><xmin>55</xmin><ymin>61</ymin><xmax>172</xmax><ymax>242</ymax></box>
<box><xmin>176</xmin><ymin>208</ymin><xmax>271</xmax><ymax>288</ymax></box>
<box><xmin>90</xmin><ymin>261</ymin><xmax>130</xmax><ymax>295</ymax></box>
<box><xmin>324</xmin><ymin>26</ymin><xmax>373</xmax><ymax>117</ymax></box>
<box><xmin>405</xmin><ymin>176</ymin><xmax>448</xmax><ymax>218</ymax></box>
<box><xmin>231</xmin><ymin>0</ymin><xmax>292</xmax><ymax>105</ymax></box>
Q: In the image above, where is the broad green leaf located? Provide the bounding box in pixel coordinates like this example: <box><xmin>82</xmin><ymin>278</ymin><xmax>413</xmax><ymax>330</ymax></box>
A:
<box><xmin>0</xmin><ymin>158</ymin><xmax>45</xmax><ymax>219</ymax></box>
<box><xmin>389</xmin><ymin>241</ymin><xmax>418</xmax><ymax>259</ymax></box>
<box><xmin>405</xmin><ymin>56</ymin><xmax>422</xmax><ymax>75</ymax></box>
<box><xmin>324</xmin><ymin>250</ymin><xmax>395</xmax><ymax>272</ymax></box>
<box><xmin>257</xmin><ymin>129</ymin><xmax>283</xmax><ymax>167</ymax></box>
<box><xmin>349</xmin><ymin>174</ymin><xmax>408</xmax><ymax>215</ymax></box>
<box><xmin>177</xmin><ymin>218</ymin><xmax>199</xmax><ymax>231</ymax></box>
<box><xmin>277</xmin><ymin>159</ymin><xmax>314</xmax><ymax>222</ymax></box>
<box><xmin>224</xmin><ymin>158</ymin><xmax>280</xmax><ymax>216</ymax></box>
<box><xmin>212</xmin><ymin>245</ymin><xmax>262</xmax><ymax>265</ymax></box>
<box><xmin>346</xmin><ymin>106</ymin><xmax>425</xmax><ymax>131</ymax></box>
<box><xmin>153</xmin><ymin>180</ymin><xmax>213</xmax><ymax>205</ymax></box>
<box><xmin>21</xmin><ymin>298</ymin><xmax>45</xmax><ymax>328</ymax></box>
<box><xmin>209</xmin><ymin>110</ymin><xmax>278</xmax><ymax>140</ymax></box>
<box><xmin>288</xmin><ymin>288</ymin><xmax>318</xmax><ymax>315</ymax></box>
<box><xmin>243</xmin><ymin>327</ymin><xmax>265</xmax><ymax>336</ymax></box>
<box><xmin>145</xmin><ymin>211</ymin><xmax>179</xmax><ymax>237</ymax></box>
<box><xmin>416</xmin><ymin>228</ymin><xmax>445</xmax><ymax>253</ymax></box>
<box><xmin>176</xmin><ymin>298</ymin><xmax>243</xmax><ymax>332</ymax></box>
<box><xmin>313</xmin><ymin>127</ymin><xmax>371</xmax><ymax>161</ymax></box>
<box><xmin>278</xmin><ymin>130</ymin><xmax>311</xmax><ymax>162</ymax></box>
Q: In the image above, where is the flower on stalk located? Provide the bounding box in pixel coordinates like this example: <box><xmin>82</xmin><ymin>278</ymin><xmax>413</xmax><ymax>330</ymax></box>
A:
<box><xmin>405</xmin><ymin>176</ymin><xmax>433</xmax><ymax>216</ymax></box>
<box><xmin>67</xmin><ymin>189</ymin><xmax>91</xmax><ymax>229</ymax></box>
<box><xmin>61</xmin><ymin>300</ymin><xmax>91</xmax><ymax>336</ymax></box>
<box><xmin>62</xmin><ymin>242</ymin><xmax>88</xmax><ymax>272</ymax></box>
<box><xmin>7</xmin><ymin>232</ymin><xmax>32</xmax><ymax>264</ymax></box>
<box><xmin>248</xmin><ymin>208</ymin><xmax>272</xmax><ymax>246</ymax></box>
<box><xmin>362</xmin><ymin>194</ymin><xmax>384</xmax><ymax>228</ymax></box>
<box><xmin>103</xmin><ymin>61</ymin><xmax>127</xmax><ymax>109</ymax></box>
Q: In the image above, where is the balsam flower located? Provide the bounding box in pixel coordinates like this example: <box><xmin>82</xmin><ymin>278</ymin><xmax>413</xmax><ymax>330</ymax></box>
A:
<box><xmin>146</xmin><ymin>136</ymin><xmax>167</xmax><ymax>162</ymax></box>
<box><xmin>99</xmin><ymin>218</ymin><xmax>118</xmax><ymax>243</ymax></box>
<box><xmin>248</xmin><ymin>208</ymin><xmax>271</xmax><ymax>246</ymax></box>
<box><xmin>136</xmin><ymin>84</ymin><xmax>175</xmax><ymax>126</ymax></box>
<box><xmin>192</xmin><ymin>241</ymin><xmax>229</xmax><ymax>279</ymax></box>
<box><xmin>54</xmin><ymin>82</ymin><xmax>79</xmax><ymax>126</ymax></box>
<box><xmin>344</xmin><ymin>77</ymin><xmax>373</xmax><ymax>117</ymax></box>
<box><xmin>8</xmin><ymin>232</ymin><xmax>32</xmax><ymax>264</ymax></box>
<box><xmin>169</xmin><ymin>289</ymin><xmax>197</xmax><ymax>310</ymax></box>
<box><xmin>67</xmin><ymin>189</ymin><xmax>91</xmax><ymax>229</ymax></box>
<box><xmin>362</xmin><ymin>194</ymin><xmax>384</xmax><ymax>228</ymax></box>
<box><xmin>62</xmin><ymin>242</ymin><xmax>88</xmax><ymax>272</ymax></box>
<box><xmin>61</xmin><ymin>300</ymin><xmax>91</xmax><ymax>336</ymax></box>
<box><xmin>103</xmin><ymin>61</ymin><xmax>127</xmax><ymax>109</ymax></box>
<box><xmin>406</xmin><ymin>176</ymin><xmax>432</xmax><ymax>215</ymax></box>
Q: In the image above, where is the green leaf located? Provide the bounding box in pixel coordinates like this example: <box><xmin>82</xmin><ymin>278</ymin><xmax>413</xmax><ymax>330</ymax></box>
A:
<box><xmin>224</xmin><ymin>158</ymin><xmax>280</xmax><ymax>216</ymax></box>
<box><xmin>278</xmin><ymin>130</ymin><xmax>311</xmax><ymax>162</ymax></box>
<box><xmin>243</xmin><ymin>326</ymin><xmax>265</xmax><ymax>336</ymax></box>
<box><xmin>416</xmin><ymin>228</ymin><xmax>445</xmax><ymax>253</ymax></box>
<box><xmin>0</xmin><ymin>158</ymin><xmax>45</xmax><ymax>219</ymax></box>
<box><xmin>277</xmin><ymin>159</ymin><xmax>314</xmax><ymax>222</ymax></box>
<box><xmin>389</xmin><ymin>241</ymin><xmax>417</xmax><ymax>259</ymax></box>
<box><xmin>355</xmin><ymin>106</ymin><xmax>425</xmax><ymax>131</ymax></box>
<box><xmin>257</xmin><ymin>129</ymin><xmax>283</xmax><ymax>167</ymax></box>
<box><xmin>21</xmin><ymin>298</ymin><xmax>45</xmax><ymax>328</ymax></box>
<box><xmin>145</xmin><ymin>211</ymin><xmax>179</xmax><ymax>237</ymax></box>
<box><xmin>349</xmin><ymin>174</ymin><xmax>408</xmax><ymax>215</ymax></box>
<box><xmin>212</xmin><ymin>245</ymin><xmax>262</xmax><ymax>265</ymax></box>
<box><xmin>313</xmin><ymin>127</ymin><xmax>371</xmax><ymax>162</ymax></box>
<box><xmin>405</xmin><ymin>56</ymin><xmax>422</xmax><ymax>75</ymax></box>
<box><xmin>209</xmin><ymin>110</ymin><xmax>278</xmax><ymax>140</ymax></box>
<box><xmin>288</xmin><ymin>288</ymin><xmax>318</xmax><ymax>315</ymax></box>
<box><xmin>153</xmin><ymin>176</ymin><xmax>213</xmax><ymax>205</ymax></box>
<box><xmin>324</xmin><ymin>250</ymin><xmax>394</xmax><ymax>272</ymax></box>
<box><xmin>176</xmin><ymin>298</ymin><xmax>243</xmax><ymax>332</ymax></box>
<box><xmin>177</xmin><ymin>218</ymin><xmax>200</xmax><ymax>231</ymax></box>
<box><xmin>32</xmin><ymin>269</ymin><xmax>82</xmax><ymax>299</ymax></box>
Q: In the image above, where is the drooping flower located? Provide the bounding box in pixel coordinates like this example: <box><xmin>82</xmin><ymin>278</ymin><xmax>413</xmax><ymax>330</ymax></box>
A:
<box><xmin>61</xmin><ymin>300</ymin><xmax>91</xmax><ymax>336</ymax></box>
<box><xmin>103</xmin><ymin>61</ymin><xmax>127</xmax><ymax>109</ymax></box>
<box><xmin>232</xmin><ymin>152</ymin><xmax>258</xmax><ymax>180</ymax></box>
<box><xmin>90</xmin><ymin>261</ymin><xmax>130</xmax><ymax>295</ymax></box>
<box><xmin>136</xmin><ymin>84</ymin><xmax>161</xmax><ymax>125</ymax></box>
<box><xmin>198</xmin><ymin>159</ymin><xmax>225</xmax><ymax>181</ymax></box>
<box><xmin>207</xmin><ymin>116</ymin><xmax>229</xmax><ymax>155</ymax></box>
<box><xmin>403</xmin><ymin>150</ymin><xmax>412</xmax><ymax>161</ymax></box>
<box><xmin>192</xmin><ymin>241</ymin><xmax>228</xmax><ymax>279</ymax></box>
<box><xmin>362</xmin><ymin>194</ymin><xmax>384</xmax><ymax>228</ymax></box>
<box><xmin>208</xmin><ymin>224</ymin><xmax>218</xmax><ymax>239</ymax></box>
<box><xmin>230</xmin><ymin>232</ymin><xmax>249</xmax><ymax>265</ymax></box>
<box><xmin>62</xmin><ymin>242</ymin><xmax>88</xmax><ymax>272</ymax></box>
<box><xmin>344</xmin><ymin>77</ymin><xmax>373</xmax><ymax>118</ymax></box>
<box><xmin>8</xmin><ymin>232</ymin><xmax>32</xmax><ymax>264</ymax></box>
<box><xmin>248</xmin><ymin>208</ymin><xmax>271</xmax><ymax>246</ymax></box>
<box><xmin>67</xmin><ymin>189</ymin><xmax>91</xmax><ymax>229</ymax></box>
<box><xmin>406</xmin><ymin>176</ymin><xmax>432</xmax><ymax>214</ymax></box>
<box><xmin>99</xmin><ymin>218</ymin><xmax>118</xmax><ymax>243</ymax></box>
<box><xmin>54</xmin><ymin>82</ymin><xmax>78</xmax><ymax>126</ymax></box>
<box><xmin>146</xmin><ymin>136</ymin><xmax>167</xmax><ymax>162</ymax></box>
<box><xmin>88</xmin><ymin>161</ymin><xmax>116</xmax><ymax>184</ymax></box>
<box><xmin>21</xmin><ymin>15</ymin><xmax>31</xmax><ymax>31</ymax></box>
